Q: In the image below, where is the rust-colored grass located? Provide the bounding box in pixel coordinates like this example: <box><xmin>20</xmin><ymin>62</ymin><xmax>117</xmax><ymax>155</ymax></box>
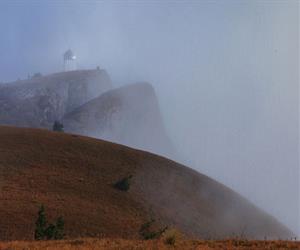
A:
<box><xmin>0</xmin><ymin>238</ymin><xmax>299</xmax><ymax>250</ymax></box>
<box><xmin>0</xmin><ymin>126</ymin><xmax>293</xmax><ymax>241</ymax></box>
<box><xmin>0</xmin><ymin>126</ymin><xmax>149</xmax><ymax>240</ymax></box>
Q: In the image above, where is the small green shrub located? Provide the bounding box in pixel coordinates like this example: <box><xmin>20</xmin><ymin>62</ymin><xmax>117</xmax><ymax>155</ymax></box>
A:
<box><xmin>54</xmin><ymin>217</ymin><xmax>65</xmax><ymax>239</ymax></box>
<box><xmin>45</xmin><ymin>223</ymin><xmax>56</xmax><ymax>240</ymax></box>
<box><xmin>163</xmin><ymin>228</ymin><xmax>183</xmax><ymax>246</ymax></box>
<box><xmin>34</xmin><ymin>205</ymin><xmax>47</xmax><ymax>240</ymax></box>
<box><xmin>139</xmin><ymin>219</ymin><xmax>168</xmax><ymax>240</ymax></box>
<box><xmin>165</xmin><ymin>234</ymin><xmax>176</xmax><ymax>245</ymax></box>
<box><xmin>34</xmin><ymin>205</ymin><xmax>65</xmax><ymax>240</ymax></box>
<box><xmin>52</xmin><ymin>121</ymin><xmax>64</xmax><ymax>132</ymax></box>
<box><xmin>114</xmin><ymin>175</ymin><xmax>133</xmax><ymax>191</ymax></box>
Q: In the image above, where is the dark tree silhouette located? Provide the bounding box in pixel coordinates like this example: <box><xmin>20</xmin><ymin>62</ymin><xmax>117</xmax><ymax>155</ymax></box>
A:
<box><xmin>34</xmin><ymin>205</ymin><xmax>65</xmax><ymax>240</ymax></box>
<box><xmin>34</xmin><ymin>205</ymin><xmax>47</xmax><ymax>240</ymax></box>
<box><xmin>52</xmin><ymin>121</ymin><xmax>64</xmax><ymax>132</ymax></box>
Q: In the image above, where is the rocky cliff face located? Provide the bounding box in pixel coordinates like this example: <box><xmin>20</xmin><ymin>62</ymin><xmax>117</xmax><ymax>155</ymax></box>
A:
<box><xmin>0</xmin><ymin>70</ymin><xmax>112</xmax><ymax>128</ymax></box>
<box><xmin>63</xmin><ymin>82</ymin><xmax>176</xmax><ymax>159</ymax></box>
<box><xmin>0</xmin><ymin>70</ymin><xmax>175</xmax><ymax>159</ymax></box>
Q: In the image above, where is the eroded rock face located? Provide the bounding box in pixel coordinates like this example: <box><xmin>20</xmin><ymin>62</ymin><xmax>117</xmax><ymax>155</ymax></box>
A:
<box><xmin>0</xmin><ymin>70</ymin><xmax>176</xmax><ymax>159</ymax></box>
<box><xmin>0</xmin><ymin>69</ymin><xmax>112</xmax><ymax>128</ymax></box>
<box><xmin>63</xmin><ymin>82</ymin><xmax>176</xmax><ymax>159</ymax></box>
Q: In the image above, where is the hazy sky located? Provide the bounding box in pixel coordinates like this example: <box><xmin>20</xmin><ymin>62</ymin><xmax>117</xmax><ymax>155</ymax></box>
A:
<box><xmin>0</xmin><ymin>0</ymin><xmax>299</xmax><ymax>235</ymax></box>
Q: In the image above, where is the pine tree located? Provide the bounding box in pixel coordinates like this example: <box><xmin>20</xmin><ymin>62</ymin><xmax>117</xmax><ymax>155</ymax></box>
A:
<box><xmin>52</xmin><ymin>121</ymin><xmax>64</xmax><ymax>132</ymax></box>
<box><xmin>45</xmin><ymin>223</ymin><xmax>56</xmax><ymax>239</ymax></box>
<box><xmin>114</xmin><ymin>175</ymin><xmax>133</xmax><ymax>191</ymax></box>
<box><xmin>34</xmin><ymin>205</ymin><xmax>65</xmax><ymax>240</ymax></box>
<box><xmin>54</xmin><ymin>217</ymin><xmax>65</xmax><ymax>239</ymax></box>
<box><xmin>34</xmin><ymin>205</ymin><xmax>47</xmax><ymax>240</ymax></box>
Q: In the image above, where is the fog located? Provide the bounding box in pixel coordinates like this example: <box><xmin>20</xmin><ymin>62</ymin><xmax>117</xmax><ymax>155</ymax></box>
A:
<box><xmin>0</xmin><ymin>1</ymin><xmax>298</xmax><ymax>236</ymax></box>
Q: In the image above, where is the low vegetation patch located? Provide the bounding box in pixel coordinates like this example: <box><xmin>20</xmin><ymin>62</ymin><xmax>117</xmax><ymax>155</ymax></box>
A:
<box><xmin>52</xmin><ymin>121</ymin><xmax>64</xmax><ymax>132</ymax></box>
<box><xmin>114</xmin><ymin>175</ymin><xmax>133</xmax><ymax>191</ymax></box>
<box><xmin>34</xmin><ymin>205</ymin><xmax>65</xmax><ymax>240</ymax></box>
<box><xmin>163</xmin><ymin>228</ymin><xmax>182</xmax><ymax>246</ymax></box>
<box><xmin>139</xmin><ymin>219</ymin><xmax>168</xmax><ymax>240</ymax></box>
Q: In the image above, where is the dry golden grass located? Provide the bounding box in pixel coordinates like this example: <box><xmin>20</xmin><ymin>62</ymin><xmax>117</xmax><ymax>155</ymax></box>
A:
<box><xmin>0</xmin><ymin>238</ymin><xmax>299</xmax><ymax>250</ymax></box>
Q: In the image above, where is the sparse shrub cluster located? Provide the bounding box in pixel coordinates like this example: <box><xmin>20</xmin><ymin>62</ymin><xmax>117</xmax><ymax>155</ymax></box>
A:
<box><xmin>139</xmin><ymin>219</ymin><xmax>168</xmax><ymax>240</ymax></box>
<box><xmin>52</xmin><ymin>120</ymin><xmax>64</xmax><ymax>132</ymax></box>
<box><xmin>34</xmin><ymin>205</ymin><xmax>65</xmax><ymax>240</ymax></box>
<box><xmin>32</xmin><ymin>72</ymin><xmax>42</xmax><ymax>78</ymax></box>
<box><xmin>164</xmin><ymin>233</ymin><xmax>176</xmax><ymax>245</ymax></box>
<box><xmin>114</xmin><ymin>175</ymin><xmax>133</xmax><ymax>191</ymax></box>
<box><xmin>163</xmin><ymin>228</ymin><xmax>182</xmax><ymax>246</ymax></box>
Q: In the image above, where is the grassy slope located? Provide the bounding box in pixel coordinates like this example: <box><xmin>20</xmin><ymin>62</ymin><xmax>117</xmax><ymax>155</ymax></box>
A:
<box><xmin>0</xmin><ymin>126</ymin><xmax>293</xmax><ymax>241</ymax></box>
<box><xmin>0</xmin><ymin>126</ymin><xmax>147</xmax><ymax>240</ymax></box>
<box><xmin>0</xmin><ymin>238</ymin><xmax>299</xmax><ymax>250</ymax></box>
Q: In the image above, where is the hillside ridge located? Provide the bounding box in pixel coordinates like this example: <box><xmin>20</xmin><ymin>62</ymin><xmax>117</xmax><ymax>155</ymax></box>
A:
<box><xmin>0</xmin><ymin>126</ymin><xmax>293</xmax><ymax>241</ymax></box>
<box><xmin>62</xmin><ymin>81</ymin><xmax>176</xmax><ymax>159</ymax></box>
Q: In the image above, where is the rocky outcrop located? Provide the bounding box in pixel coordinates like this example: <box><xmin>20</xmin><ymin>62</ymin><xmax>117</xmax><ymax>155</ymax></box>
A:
<box><xmin>0</xmin><ymin>69</ymin><xmax>112</xmax><ymax>128</ymax></box>
<box><xmin>63</xmin><ymin>82</ymin><xmax>176</xmax><ymax>159</ymax></box>
<box><xmin>0</xmin><ymin>71</ymin><xmax>175</xmax><ymax>159</ymax></box>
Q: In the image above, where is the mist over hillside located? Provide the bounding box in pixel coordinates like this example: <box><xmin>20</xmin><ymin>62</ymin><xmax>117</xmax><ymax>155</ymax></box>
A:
<box><xmin>0</xmin><ymin>70</ymin><xmax>177</xmax><ymax>161</ymax></box>
<box><xmin>63</xmin><ymin>82</ymin><xmax>176</xmax><ymax>159</ymax></box>
<box><xmin>0</xmin><ymin>126</ymin><xmax>293</xmax><ymax>240</ymax></box>
<box><xmin>0</xmin><ymin>0</ymin><xmax>298</xmax><ymax>237</ymax></box>
<box><xmin>0</xmin><ymin>70</ymin><xmax>112</xmax><ymax>128</ymax></box>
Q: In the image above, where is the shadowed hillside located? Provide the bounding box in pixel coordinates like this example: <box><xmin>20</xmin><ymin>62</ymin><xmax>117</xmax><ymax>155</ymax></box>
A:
<box><xmin>0</xmin><ymin>126</ymin><xmax>293</xmax><ymax>241</ymax></box>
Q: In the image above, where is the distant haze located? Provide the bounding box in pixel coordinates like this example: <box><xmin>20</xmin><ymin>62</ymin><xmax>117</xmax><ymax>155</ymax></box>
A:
<box><xmin>0</xmin><ymin>1</ymin><xmax>298</xmax><ymax>236</ymax></box>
